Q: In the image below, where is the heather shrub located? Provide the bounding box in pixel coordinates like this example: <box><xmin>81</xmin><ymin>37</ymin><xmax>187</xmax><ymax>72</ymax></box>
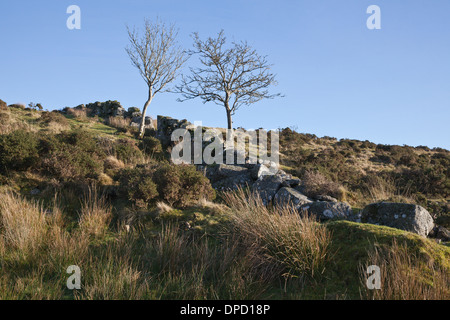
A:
<box><xmin>39</xmin><ymin>130</ymin><xmax>105</xmax><ymax>181</ymax></box>
<box><xmin>0</xmin><ymin>130</ymin><xmax>39</xmax><ymax>172</ymax></box>
<box><xmin>139</xmin><ymin>136</ymin><xmax>162</xmax><ymax>156</ymax></box>
<box><xmin>117</xmin><ymin>163</ymin><xmax>214</xmax><ymax>208</ymax></box>
<box><xmin>153</xmin><ymin>163</ymin><xmax>215</xmax><ymax>208</ymax></box>
<box><xmin>116</xmin><ymin>166</ymin><xmax>159</xmax><ymax>207</ymax></box>
<box><xmin>114</xmin><ymin>139</ymin><xmax>143</xmax><ymax>164</ymax></box>
<box><xmin>39</xmin><ymin>111</ymin><xmax>69</xmax><ymax>126</ymax></box>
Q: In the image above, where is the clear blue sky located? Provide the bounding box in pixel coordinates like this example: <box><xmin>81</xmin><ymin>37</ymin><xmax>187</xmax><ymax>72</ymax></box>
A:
<box><xmin>1</xmin><ymin>0</ymin><xmax>449</xmax><ymax>149</ymax></box>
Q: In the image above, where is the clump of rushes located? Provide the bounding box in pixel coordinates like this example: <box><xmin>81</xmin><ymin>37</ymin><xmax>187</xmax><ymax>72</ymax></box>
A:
<box><xmin>223</xmin><ymin>187</ymin><xmax>332</xmax><ymax>280</ymax></box>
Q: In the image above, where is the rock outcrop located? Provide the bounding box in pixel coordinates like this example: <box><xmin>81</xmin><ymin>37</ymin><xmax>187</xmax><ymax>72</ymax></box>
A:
<box><xmin>156</xmin><ymin>115</ymin><xmax>193</xmax><ymax>148</ymax></box>
<box><xmin>74</xmin><ymin>100</ymin><xmax>126</xmax><ymax>118</ymax></box>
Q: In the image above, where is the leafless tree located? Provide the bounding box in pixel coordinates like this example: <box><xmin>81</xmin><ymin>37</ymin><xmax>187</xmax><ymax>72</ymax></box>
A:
<box><xmin>177</xmin><ymin>30</ymin><xmax>281</xmax><ymax>129</ymax></box>
<box><xmin>126</xmin><ymin>18</ymin><xmax>186</xmax><ymax>138</ymax></box>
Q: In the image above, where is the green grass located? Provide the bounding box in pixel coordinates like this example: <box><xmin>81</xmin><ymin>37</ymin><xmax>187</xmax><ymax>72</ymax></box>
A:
<box><xmin>300</xmin><ymin>220</ymin><xmax>450</xmax><ymax>299</ymax></box>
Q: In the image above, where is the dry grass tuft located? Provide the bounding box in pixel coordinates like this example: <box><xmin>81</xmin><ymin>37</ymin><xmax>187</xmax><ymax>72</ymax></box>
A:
<box><xmin>0</xmin><ymin>192</ymin><xmax>48</xmax><ymax>252</ymax></box>
<box><xmin>223</xmin><ymin>188</ymin><xmax>332</xmax><ymax>280</ymax></box>
<box><xmin>155</xmin><ymin>201</ymin><xmax>174</xmax><ymax>215</ymax></box>
<box><xmin>360</xmin><ymin>239</ymin><xmax>449</xmax><ymax>300</ymax></box>
<box><xmin>79</xmin><ymin>188</ymin><xmax>112</xmax><ymax>238</ymax></box>
<box><xmin>302</xmin><ymin>170</ymin><xmax>347</xmax><ymax>201</ymax></box>
<box><xmin>106</xmin><ymin>116</ymin><xmax>131</xmax><ymax>130</ymax></box>
<box><xmin>67</xmin><ymin>108</ymin><xmax>88</xmax><ymax>120</ymax></box>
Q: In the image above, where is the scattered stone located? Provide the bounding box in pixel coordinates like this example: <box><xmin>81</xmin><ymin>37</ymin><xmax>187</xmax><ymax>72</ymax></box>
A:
<box><xmin>361</xmin><ymin>202</ymin><xmax>434</xmax><ymax>237</ymax></box>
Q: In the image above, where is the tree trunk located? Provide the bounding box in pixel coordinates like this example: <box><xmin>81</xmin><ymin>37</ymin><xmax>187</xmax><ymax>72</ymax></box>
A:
<box><xmin>225</xmin><ymin>105</ymin><xmax>232</xmax><ymax>130</ymax></box>
<box><xmin>139</xmin><ymin>91</ymin><xmax>153</xmax><ymax>139</ymax></box>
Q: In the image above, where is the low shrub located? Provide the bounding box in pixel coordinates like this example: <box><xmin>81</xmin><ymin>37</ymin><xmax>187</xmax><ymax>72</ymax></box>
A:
<box><xmin>39</xmin><ymin>111</ymin><xmax>69</xmax><ymax>126</ymax></box>
<box><xmin>139</xmin><ymin>136</ymin><xmax>163</xmax><ymax>156</ymax></box>
<box><xmin>114</xmin><ymin>139</ymin><xmax>143</xmax><ymax>164</ymax></box>
<box><xmin>153</xmin><ymin>163</ymin><xmax>215</xmax><ymax>207</ymax></box>
<box><xmin>116</xmin><ymin>163</ymin><xmax>214</xmax><ymax>208</ymax></box>
<box><xmin>0</xmin><ymin>130</ymin><xmax>40</xmax><ymax>172</ymax></box>
<box><xmin>39</xmin><ymin>130</ymin><xmax>105</xmax><ymax>181</ymax></box>
<box><xmin>116</xmin><ymin>167</ymin><xmax>159</xmax><ymax>207</ymax></box>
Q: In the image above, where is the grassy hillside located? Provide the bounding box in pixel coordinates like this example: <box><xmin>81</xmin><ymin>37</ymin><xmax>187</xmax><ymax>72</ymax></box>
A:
<box><xmin>0</xmin><ymin>104</ymin><xmax>448</xmax><ymax>300</ymax></box>
<box><xmin>279</xmin><ymin>128</ymin><xmax>449</xmax><ymax>222</ymax></box>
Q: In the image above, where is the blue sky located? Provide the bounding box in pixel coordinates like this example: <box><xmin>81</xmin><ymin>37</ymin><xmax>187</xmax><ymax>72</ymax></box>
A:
<box><xmin>0</xmin><ymin>0</ymin><xmax>449</xmax><ymax>149</ymax></box>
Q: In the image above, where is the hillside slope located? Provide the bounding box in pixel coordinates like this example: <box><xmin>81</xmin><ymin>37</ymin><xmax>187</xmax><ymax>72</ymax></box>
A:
<box><xmin>0</xmin><ymin>102</ymin><xmax>448</xmax><ymax>300</ymax></box>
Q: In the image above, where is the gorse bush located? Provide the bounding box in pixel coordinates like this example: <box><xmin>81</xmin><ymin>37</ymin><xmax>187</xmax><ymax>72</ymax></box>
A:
<box><xmin>0</xmin><ymin>130</ymin><xmax>40</xmax><ymax>172</ymax></box>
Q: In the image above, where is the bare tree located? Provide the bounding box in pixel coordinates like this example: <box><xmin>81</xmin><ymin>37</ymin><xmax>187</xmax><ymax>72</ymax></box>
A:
<box><xmin>177</xmin><ymin>31</ymin><xmax>281</xmax><ymax>130</ymax></box>
<box><xmin>126</xmin><ymin>18</ymin><xmax>186</xmax><ymax>138</ymax></box>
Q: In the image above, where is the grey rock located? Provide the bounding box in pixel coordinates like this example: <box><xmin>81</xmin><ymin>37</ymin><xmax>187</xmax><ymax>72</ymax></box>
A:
<box><xmin>299</xmin><ymin>201</ymin><xmax>353</xmax><ymax>221</ymax></box>
<box><xmin>361</xmin><ymin>202</ymin><xmax>434</xmax><ymax>237</ymax></box>
<box><xmin>314</xmin><ymin>195</ymin><xmax>338</xmax><ymax>202</ymax></box>
<box><xmin>251</xmin><ymin>163</ymin><xmax>273</xmax><ymax>180</ymax></box>
<box><xmin>252</xmin><ymin>174</ymin><xmax>285</xmax><ymax>205</ymax></box>
<box><xmin>274</xmin><ymin>187</ymin><xmax>312</xmax><ymax>209</ymax></box>
<box><xmin>76</xmin><ymin>100</ymin><xmax>125</xmax><ymax>118</ymax></box>
<box><xmin>156</xmin><ymin>115</ymin><xmax>192</xmax><ymax>148</ymax></box>
<box><xmin>281</xmin><ymin>178</ymin><xmax>301</xmax><ymax>188</ymax></box>
<box><xmin>211</xmin><ymin>171</ymin><xmax>253</xmax><ymax>191</ymax></box>
<box><xmin>206</xmin><ymin>164</ymin><xmax>249</xmax><ymax>183</ymax></box>
<box><xmin>30</xmin><ymin>188</ymin><xmax>40</xmax><ymax>195</ymax></box>
<box><xmin>428</xmin><ymin>225</ymin><xmax>450</xmax><ymax>242</ymax></box>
